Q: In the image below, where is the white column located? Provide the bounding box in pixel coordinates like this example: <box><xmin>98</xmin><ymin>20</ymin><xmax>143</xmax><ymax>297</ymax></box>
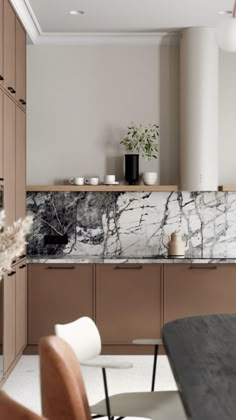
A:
<box><xmin>180</xmin><ymin>27</ymin><xmax>218</xmax><ymax>191</ymax></box>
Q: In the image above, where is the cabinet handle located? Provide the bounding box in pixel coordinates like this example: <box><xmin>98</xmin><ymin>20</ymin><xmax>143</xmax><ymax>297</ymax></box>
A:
<box><xmin>8</xmin><ymin>86</ymin><xmax>16</xmax><ymax>94</ymax></box>
<box><xmin>189</xmin><ymin>266</ymin><xmax>217</xmax><ymax>270</ymax></box>
<box><xmin>19</xmin><ymin>99</ymin><xmax>26</xmax><ymax>105</ymax></box>
<box><xmin>19</xmin><ymin>254</ymin><xmax>26</xmax><ymax>259</ymax></box>
<box><xmin>12</xmin><ymin>259</ymin><xmax>16</xmax><ymax>264</ymax></box>
<box><xmin>0</xmin><ymin>75</ymin><xmax>3</xmax><ymax>81</ymax></box>
<box><xmin>0</xmin><ymin>178</ymin><xmax>4</xmax><ymax>181</ymax></box>
<box><xmin>46</xmin><ymin>266</ymin><xmax>75</xmax><ymax>270</ymax></box>
<box><xmin>113</xmin><ymin>266</ymin><xmax>143</xmax><ymax>270</ymax></box>
<box><xmin>8</xmin><ymin>271</ymin><xmax>16</xmax><ymax>276</ymax></box>
<box><xmin>19</xmin><ymin>264</ymin><xmax>26</xmax><ymax>269</ymax></box>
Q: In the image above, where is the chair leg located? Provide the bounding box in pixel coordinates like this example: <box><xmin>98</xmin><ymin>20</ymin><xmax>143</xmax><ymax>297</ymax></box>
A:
<box><xmin>151</xmin><ymin>344</ymin><xmax>158</xmax><ymax>392</ymax></box>
<box><xmin>102</xmin><ymin>368</ymin><xmax>112</xmax><ymax>420</ymax></box>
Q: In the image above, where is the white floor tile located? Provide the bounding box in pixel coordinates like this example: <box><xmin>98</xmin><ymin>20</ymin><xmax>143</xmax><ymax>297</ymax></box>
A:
<box><xmin>2</xmin><ymin>355</ymin><xmax>177</xmax><ymax>415</ymax></box>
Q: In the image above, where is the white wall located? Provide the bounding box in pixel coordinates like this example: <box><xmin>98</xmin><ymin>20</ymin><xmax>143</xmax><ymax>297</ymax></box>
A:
<box><xmin>219</xmin><ymin>51</ymin><xmax>236</xmax><ymax>185</ymax></box>
<box><xmin>27</xmin><ymin>44</ymin><xmax>179</xmax><ymax>185</ymax></box>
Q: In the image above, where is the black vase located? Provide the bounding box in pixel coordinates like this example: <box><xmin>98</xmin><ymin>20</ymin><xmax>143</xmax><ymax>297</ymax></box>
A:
<box><xmin>125</xmin><ymin>154</ymin><xmax>139</xmax><ymax>185</ymax></box>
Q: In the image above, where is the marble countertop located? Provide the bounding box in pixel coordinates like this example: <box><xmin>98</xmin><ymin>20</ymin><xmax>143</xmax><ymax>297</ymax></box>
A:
<box><xmin>27</xmin><ymin>255</ymin><xmax>236</xmax><ymax>264</ymax></box>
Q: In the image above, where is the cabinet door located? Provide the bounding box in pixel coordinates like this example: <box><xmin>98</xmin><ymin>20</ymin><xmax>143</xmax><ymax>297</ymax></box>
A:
<box><xmin>4</xmin><ymin>271</ymin><xmax>16</xmax><ymax>373</ymax></box>
<box><xmin>96</xmin><ymin>264</ymin><xmax>162</xmax><ymax>344</ymax></box>
<box><xmin>28</xmin><ymin>264</ymin><xmax>94</xmax><ymax>344</ymax></box>
<box><xmin>3</xmin><ymin>0</ymin><xmax>16</xmax><ymax>97</ymax></box>
<box><xmin>164</xmin><ymin>264</ymin><xmax>236</xmax><ymax>324</ymax></box>
<box><xmin>16</xmin><ymin>17</ymin><xmax>26</xmax><ymax>106</ymax></box>
<box><xmin>15</xmin><ymin>106</ymin><xmax>26</xmax><ymax>220</ymax></box>
<box><xmin>0</xmin><ymin>0</ymin><xmax>3</xmax><ymax>83</ymax></box>
<box><xmin>3</xmin><ymin>94</ymin><xmax>15</xmax><ymax>225</ymax></box>
<box><xmin>16</xmin><ymin>262</ymin><xmax>27</xmax><ymax>355</ymax></box>
<box><xmin>0</xmin><ymin>89</ymin><xmax>3</xmax><ymax>180</ymax></box>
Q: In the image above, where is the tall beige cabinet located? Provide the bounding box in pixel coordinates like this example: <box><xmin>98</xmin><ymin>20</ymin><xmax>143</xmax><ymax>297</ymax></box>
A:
<box><xmin>0</xmin><ymin>0</ymin><xmax>27</xmax><ymax>380</ymax></box>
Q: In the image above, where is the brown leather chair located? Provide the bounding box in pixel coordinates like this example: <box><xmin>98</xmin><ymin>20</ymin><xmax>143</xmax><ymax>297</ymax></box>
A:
<box><xmin>39</xmin><ymin>335</ymin><xmax>91</xmax><ymax>420</ymax></box>
<box><xmin>0</xmin><ymin>390</ymin><xmax>47</xmax><ymax>420</ymax></box>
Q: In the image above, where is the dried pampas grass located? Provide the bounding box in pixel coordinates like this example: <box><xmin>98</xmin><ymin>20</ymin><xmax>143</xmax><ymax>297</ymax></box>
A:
<box><xmin>0</xmin><ymin>211</ymin><xmax>33</xmax><ymax>276</ymax></box>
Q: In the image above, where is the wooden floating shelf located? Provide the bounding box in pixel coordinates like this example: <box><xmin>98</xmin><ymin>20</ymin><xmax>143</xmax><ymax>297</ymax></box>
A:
<box><xmin>27</xmin><ymin>185</ymin><xmax>178</xmax><ymax>192</ymax></box>
<box><xmin>218</xmin><ymin>185</ymin><xmax>236</xmax><ymax>192</ymax></box>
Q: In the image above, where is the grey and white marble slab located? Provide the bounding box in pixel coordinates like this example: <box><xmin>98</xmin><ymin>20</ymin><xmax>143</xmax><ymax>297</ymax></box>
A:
<box><xmin>27</xmin><ymin>191</ymin><xmax>236</xmax><ymax>259</ymax></box>
<box><xmin>27</xmin><ymin>256</ymin><xmax>236</xmax><ymax>264</ymax></box>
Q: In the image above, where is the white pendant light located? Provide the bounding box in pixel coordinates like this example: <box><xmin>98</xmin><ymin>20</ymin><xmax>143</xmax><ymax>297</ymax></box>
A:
<box><xmin>216</xmin><ymin>1</ymin><xmax>236</xmax><ymax>52</ymax></box>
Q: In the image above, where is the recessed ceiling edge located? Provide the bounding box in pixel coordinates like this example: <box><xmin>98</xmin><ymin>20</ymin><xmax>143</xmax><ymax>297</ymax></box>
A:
<box><xmin>10</xmin><ymin>0</ymin><xmax>180</xmax><ymax>46</ymax></box>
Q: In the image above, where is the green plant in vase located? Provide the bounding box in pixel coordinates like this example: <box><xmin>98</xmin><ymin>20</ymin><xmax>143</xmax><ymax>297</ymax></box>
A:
<box><xmin>120</xmin><ymin>124</ymin><xmax>159</xmax><ymax>185</ymax></box>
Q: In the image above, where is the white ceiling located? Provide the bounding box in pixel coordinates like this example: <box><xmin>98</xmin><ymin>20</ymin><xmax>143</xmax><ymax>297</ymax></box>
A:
<box><xmin>26</xmin><ymin>0</ymin><xmax>234</xmax><ymax>33</ymax></box>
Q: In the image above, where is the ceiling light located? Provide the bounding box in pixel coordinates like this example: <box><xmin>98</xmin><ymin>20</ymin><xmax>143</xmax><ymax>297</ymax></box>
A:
<box><xmin>69</xmin><ymin>10</ymin><xmax>85</xmax><ymax>15</ymax></box>
<box><xmin>216</xmin><ymin>1</ymin><xmax>236</xmax><ymax>51</ymax></box>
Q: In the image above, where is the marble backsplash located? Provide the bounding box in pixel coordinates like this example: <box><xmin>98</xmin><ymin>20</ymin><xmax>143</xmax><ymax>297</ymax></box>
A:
<box><xmin>26</xmin><ymin>191</ymin><xmax>236</xmax><ymax>258</ymax></box>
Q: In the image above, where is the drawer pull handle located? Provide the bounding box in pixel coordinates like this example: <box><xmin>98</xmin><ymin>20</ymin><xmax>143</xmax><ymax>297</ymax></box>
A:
<box><xmin>189</xmin><ymin>266</ymin><xmax>217</xmax><ymax>270</ymax></box>
<box><xmin>113</xmin><ymin>266</ymin><xmax>143</xmax><ymax>270</ymax></box>
<box><xmin>19</xmin><ymin>264</ymin><xmax>26</xmax><ymax>269</ymax></box>
<box><xmin>8</xmin><ymin>271</ymin><xmax>16</xmax><ymax>276</ymax></box>
<box><xmin>19</xmin><ymin>254</ymin><xmax>26</xmax><ymax>259</ymax></box>
<box><xmin>46</xmin><ymin>266</ymin><xmax>75</xmax><ymax>270</ymax></box>
<box><xmin>0</xmin><ymin>178</ymin><xmax>4</xmax><ymax>181</ymax></box>
<box><xmin>0</xmin><ymin>75</ymin><xmax>4</xmax><ymax>81</ymax></box>
<box><xmin>19</xmin><ymin>98</ymin><xmax>26</xmax><ymax>105</ymax></box>
<box><xmin>8</xmin><ymin>86</ymin><xmax>16</xmax><ymax>94</ymax></box>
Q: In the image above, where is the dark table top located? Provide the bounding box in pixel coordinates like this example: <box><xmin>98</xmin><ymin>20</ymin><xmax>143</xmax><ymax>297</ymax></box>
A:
<box><xmin>162</xmin><ymin>314</ymin><xmax>236</xmax><ymax>420</ymax></box>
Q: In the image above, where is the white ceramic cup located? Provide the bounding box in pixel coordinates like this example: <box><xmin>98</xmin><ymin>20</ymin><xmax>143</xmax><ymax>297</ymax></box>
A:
<box><xmin>69</xmin><ymin>177</ymin><xmax>84</xmax><ymax>185</ymax></box>
<box><xmin>84</xmin><ymin>177</ymin><xmax>100</xmax><ymax>185</ymax></box>
<box><xmin>142</xmin><ymin>172</ymin><xmax>158</xmax><ymax>185</ymax></box>
<box><xmin>104</xmin><ymin>175</ymin><xmax>116</xmax><ymax>184</ymax></box>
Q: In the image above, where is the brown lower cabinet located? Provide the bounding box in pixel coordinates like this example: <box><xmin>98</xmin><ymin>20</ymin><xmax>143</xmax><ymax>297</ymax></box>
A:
<box><xmin>96</xmin><ymin>264</ymin><xmax>162</xmax><ymax>351</ymax></box>
<box><xmin>26</xmin><ymin>262</ymin><xmax>236</xmax><ymax>355</ymax></box>
<box><xmin>15</xmin><ymin>262</ymin><xmax>27</xmax><ymax>355</ymax></box>
<box><xmin>28</xmin><ymin>264</ymin><xmax>94</xmax><ymax>345</ymax></box>
<box><xmin>3</xmin><ymin>260</ymin><xmax>26</xmax><ymax>374</ymax></box>
<box><xmin>3</xmin><ymin>270</ymin><xmax>15</xmax><ymax>373</ymax></box>
<box><xmin>164</xmin><ymin>264</ymin><xmax>236</xmax><ymax>323</ymax></box>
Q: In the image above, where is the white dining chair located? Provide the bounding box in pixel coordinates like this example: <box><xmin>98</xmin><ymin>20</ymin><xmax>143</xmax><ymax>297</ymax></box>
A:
<box><xmin>55</xmin><ymin>317</ymin><xmax>187</xmax><ymax>420</ymax></box>
<box><xmin>55</xmin><ymin>317</ymin><xmax>132</xmax><ymax>419</ymax></box>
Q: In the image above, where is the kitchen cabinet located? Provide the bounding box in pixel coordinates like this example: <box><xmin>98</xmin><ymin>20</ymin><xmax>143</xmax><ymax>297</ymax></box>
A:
<box><xmin>96</xmin><ymin>264</ymin><xmax>162</xmax><ymax>349</ymax></box>
<box><xmin>15</xmin><ymin>262</ymin><xmax>27</xmax><ymax>355</ymax></box>
<box><xmin>3</xmin><ymin>0</ymin><xmax>16</xmax><ymax>97</ymax></box>
<box><xmin>0</xmin><ymin>89</ymin><xmax>3</xmax><ymax>180</ymax></box>
<box><xmin>3</xmin><ymin>260</ymin><xmax>27</xmax><ymax>374</ymax></box>
<box><xmin>15</xmin><ymin>106</ymin><xmax>26</xmax><ymax>220</ymax></box>
<box><xmin>3</xmin><ymin>270</ymin><xmax>16</xmax><ymax>373</ymax></box>
<box><xmin>0</xmin><ymin>0</ymin><xmax>3</xmax><ymax>84</ymax></box>
<box><xmin>3</xmin><ymin>93</ymin><xmax>15</xmax><ymax>225</ymax></box>
<box><xmin>16</xmin><ymin>17</ymin><xmax>26</xmax><ymax>106</ymax></box>
<box><xmin>0</xmin><ymin>0</ymin><xmax>26</xmax><ymax>384</ymax></box>
<box><xmin>28</xmin><ymin>264</ymin><xmax>94</xmax><ymax>344</ymax></box>
<box><xmin>164</xmin><ymin>264</ymin><xmax>236</xmax><ymax>324</ymax></box>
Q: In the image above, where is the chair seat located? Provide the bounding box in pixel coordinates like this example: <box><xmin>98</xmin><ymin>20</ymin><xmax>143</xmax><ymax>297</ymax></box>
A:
<box><xmin>90</xmin><ymin>390</ymin><xmax>187</xmax><ymax>420</ymax></box>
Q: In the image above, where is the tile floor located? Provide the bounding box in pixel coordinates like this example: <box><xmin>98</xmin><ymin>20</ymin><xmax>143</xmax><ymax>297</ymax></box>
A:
<box><xmin>3</xmin><ymin>355</ymin><xmax>177</xmax><ymax>416</ymax></box>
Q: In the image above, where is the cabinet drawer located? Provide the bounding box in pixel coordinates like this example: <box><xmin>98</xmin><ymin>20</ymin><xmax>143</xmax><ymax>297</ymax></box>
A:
<box><xmin>164</xmin><ymin>264</ymin><xmax>236</xmax><ymax>324</ymax></box>
<box><xmin>96</xmin><ymin>264</ymin><xmax>162</xmax><ymax>344</ymax></box>
<box><xmin>28</xmin><ymin>264</ymin><xmax>94</xmax><ymax>344</ymax></box>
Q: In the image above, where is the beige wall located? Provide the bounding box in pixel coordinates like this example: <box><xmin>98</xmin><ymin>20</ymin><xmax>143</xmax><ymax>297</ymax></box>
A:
<box><xmin>26</xmin><ymin>44</ymin><xmax>179</xmax><ymax>185</ymax></box>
